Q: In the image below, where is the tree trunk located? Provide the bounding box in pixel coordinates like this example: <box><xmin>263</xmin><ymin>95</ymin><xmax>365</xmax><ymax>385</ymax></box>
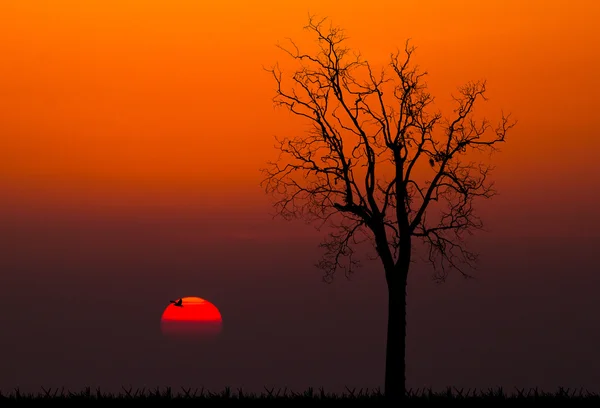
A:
<box><xmin>384</xmin><ymin>267</ymin><xmax>408</xmax><ymax>401</ymax></box>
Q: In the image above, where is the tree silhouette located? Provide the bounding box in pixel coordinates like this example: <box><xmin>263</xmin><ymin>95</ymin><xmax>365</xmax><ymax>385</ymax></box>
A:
<box><xmin>261</xmin><ymin>16</ymin><xmax>515</xmax><ymax>401</ymax></box>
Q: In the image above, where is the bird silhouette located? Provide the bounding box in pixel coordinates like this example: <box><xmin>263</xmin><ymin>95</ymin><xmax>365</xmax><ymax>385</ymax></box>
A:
<box><xmin>170</xmin><ymin>298</ymin><xmax>183</xmax><ymax>307</ymax></box>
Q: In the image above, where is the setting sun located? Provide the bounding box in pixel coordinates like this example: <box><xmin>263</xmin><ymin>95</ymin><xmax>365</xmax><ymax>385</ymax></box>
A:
<box><xmin>160</xmin><ymin>297</ymin><xmax>223</xmax><ymax>339</ymax></box>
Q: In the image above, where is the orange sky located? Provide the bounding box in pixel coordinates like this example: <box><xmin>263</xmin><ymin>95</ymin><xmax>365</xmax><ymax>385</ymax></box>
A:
<box><xmin>1</xmin><ymin>0</ymin><xmax>599</xmax><ymax>236</ymax></box>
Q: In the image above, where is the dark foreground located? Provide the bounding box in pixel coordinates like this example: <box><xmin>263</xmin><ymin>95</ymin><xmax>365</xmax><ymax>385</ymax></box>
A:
<box><xmin>1</xmin><ymin>387</ymin><xmax>600</xmax><ymax>405</ymax></box>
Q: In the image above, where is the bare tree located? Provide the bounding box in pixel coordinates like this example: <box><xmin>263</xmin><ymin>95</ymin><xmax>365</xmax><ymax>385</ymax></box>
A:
<box><xmin>260</xmin><ymin>16</ymin><xmax>515</xmax><ymax>400</ymax></box>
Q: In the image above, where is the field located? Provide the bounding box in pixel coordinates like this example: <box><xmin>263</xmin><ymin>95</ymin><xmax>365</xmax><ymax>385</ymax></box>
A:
<box><xmin>1</xmin><ymin>386</ymin><xmax>600</xmax><ymax>405</ymax></box>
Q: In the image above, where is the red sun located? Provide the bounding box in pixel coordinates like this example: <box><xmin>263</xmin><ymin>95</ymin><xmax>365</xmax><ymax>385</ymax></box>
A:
<box><xmin>160</xmin><ymin>297</ymin><xmax>223</xmax><ymax>340</ymax></box>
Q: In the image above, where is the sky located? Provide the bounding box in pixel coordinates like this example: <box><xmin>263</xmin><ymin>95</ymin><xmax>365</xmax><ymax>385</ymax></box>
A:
<box><xmin>1</xmin><ymin>0</ymin><xmax>600</xmax><ymax>394</ymax></box>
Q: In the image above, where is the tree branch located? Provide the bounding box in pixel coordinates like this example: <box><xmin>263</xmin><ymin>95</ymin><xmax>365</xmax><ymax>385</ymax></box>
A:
<box><xmin>261</xmin><ymin>16</ymin><xmax>516</xmax><ymax>282</ymax></box>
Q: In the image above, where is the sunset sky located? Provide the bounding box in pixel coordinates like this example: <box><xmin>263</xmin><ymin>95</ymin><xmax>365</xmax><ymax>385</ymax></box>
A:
<box><xmin>1</xmin><ymin>0</ymin><xmax>599</xmax><ymax>394</ymax></box>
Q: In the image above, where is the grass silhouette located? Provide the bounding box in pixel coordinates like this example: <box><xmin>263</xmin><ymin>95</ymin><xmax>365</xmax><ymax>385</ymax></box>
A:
<box><xmin>2</xmin><ymin>386</ymin><xmax>599</xmax><ymax>404</ymax></box>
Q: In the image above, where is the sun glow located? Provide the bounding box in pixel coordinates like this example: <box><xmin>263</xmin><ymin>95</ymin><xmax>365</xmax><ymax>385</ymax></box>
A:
<box><xmin>160</xmin><ymin>296</ymin><xmax>223</xmax><ymax>339</ymax></box>
<box><xmin>161</xmin><ymin>297</ymin><xmax>223</xmax><ymax>322</ymax></box>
